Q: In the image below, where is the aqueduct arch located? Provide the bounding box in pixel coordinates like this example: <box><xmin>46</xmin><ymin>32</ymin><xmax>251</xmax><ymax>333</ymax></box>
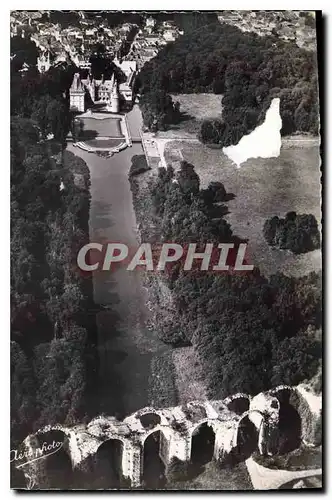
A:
<box><xmin>270</xmin><ymin>386</ymin><xmax>321</xmax><ymax>447</ymax></box>
<box><xmin>224</xmin><ymin>393</ymin><xmax>251</xmax><ymax>415</ymax></box>
<box><xmin>92</xmin><ymin>438</ymin><xmax>124</xmax><ymax>488</ymax></box>
<box><xmin>141</xmin><ymin>429</ymin><xmax>168</xmax><ymax>488</ymax></box>
<box><xmin>139</xmin><ymin>412</ymin><xmax>161</xmax><ymax>430</ymax></box>
<box><xmin>15</xmin><ymin>385</ymin><xmax>322</xmax><ymax>489</ymax></box>
<box><xmin>232</xmin><ymin>413</ymin><xmax>259</xmax><ymax>463</ymax></box>
<box><xmin>190</xmin><ymin>421</ymin><xmax>216</xmax><ymax>467</ymax></box>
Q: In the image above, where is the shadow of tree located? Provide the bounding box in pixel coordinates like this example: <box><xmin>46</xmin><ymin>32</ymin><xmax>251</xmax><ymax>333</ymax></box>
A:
<box><xmin>80</xmin><ymin>128</ymin><xmax>99</xmax><ymax>140</ymax></box>
<box><xmin>170</xmin><ymin>111</ymin><xmax>194</xmax><ymax>130</ymax></box>
<box><xmin>224</xmin><ymin>192</ymin><xmax>236</xmax><ymax>202</ymax></box>
<box><xmin>206</xmin><ymin>203</ymin><xmax>230</xmax><ymax>219</ymax></box>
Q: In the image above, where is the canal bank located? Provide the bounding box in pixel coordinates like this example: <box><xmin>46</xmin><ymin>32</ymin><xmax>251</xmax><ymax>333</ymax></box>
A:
<box><xmin>66</xmin><ymin>107</ymin><xmax>177</xmax><ymax>418</ymax></box>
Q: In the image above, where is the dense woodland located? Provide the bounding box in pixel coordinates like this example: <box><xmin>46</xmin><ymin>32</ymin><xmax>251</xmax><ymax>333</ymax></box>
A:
<box><xmin>137</xmin><ymin>21</ymin><xmax>319</xmax><ymax>142</ymax></box>
<box><xmin>11</xmin><ymin>39</ymin><xmax>97</xmax><ymax>446</ymax></box>
<box><xmin>140</xmin><ymin>162</ymin><xmax>322</xmax><ymax>398</ymax></box>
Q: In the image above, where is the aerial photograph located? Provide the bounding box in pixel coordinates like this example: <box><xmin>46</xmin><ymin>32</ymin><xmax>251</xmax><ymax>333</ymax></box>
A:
<box><xmin>10</xmin><ymin>10</ymin><xmax>322</xmax><ymax>490</ymax></box>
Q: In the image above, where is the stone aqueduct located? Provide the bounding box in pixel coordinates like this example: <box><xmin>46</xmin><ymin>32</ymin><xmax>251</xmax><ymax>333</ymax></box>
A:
<box><xmin>18</xmin><ymin>384</ymin><xmax>321</xmax><ymax>488</ymax></box>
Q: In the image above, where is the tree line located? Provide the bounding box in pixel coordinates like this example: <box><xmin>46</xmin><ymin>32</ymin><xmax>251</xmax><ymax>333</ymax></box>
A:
<box><xmin>11</xmin><ymin>43</ymin><xmax>97</xmax><ymax>447</ymax></box>
<box><xmin>137</xmin><ymin>21</ymin><xmax>319</xmax><ymax>144</ymax></box>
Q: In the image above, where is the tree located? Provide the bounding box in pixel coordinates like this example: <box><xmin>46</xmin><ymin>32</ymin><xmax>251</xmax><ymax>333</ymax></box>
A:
<box><xmin>31</xmin><ymin>95</ymin><xmax>54</xmax><ymax>139</ymax></box>
<box><xmin>140</xmin><ymin>90</ymin><xmax>180</xmax><ymax>132</ymax></box>
<box><xmin>30</xmin><ymin>95</ymin><xmax>69</xmax><ymax>142</ymax></box>
<box><xmin>11</xmin><ymin>112</ymin><xmax>95</xmax><ymax>446</ymax></box>
<box><xmin>176</xmin><ymin>161</ymin><xmax>200</xmax><ymax>197</ymax></box>
<box><xmin>263</xmin><ymin>216</ymin><xmax>279</xmax><ymax>245</ymax></box>
<box><xmin>201</xmin><ymin>182</ymin><xmax>227</xmax><ymax>204</ymax></box>
<box><xmin>11</xmin><ymin>341</ymin><xmax>36</xmax><ymax>440</ymax></box>
<box><xmin>272</xmin><ymin>336</ymin><xmax>321</xmax><ymax>387</ymax></box>
<box><xmin>46</xmin><ymin>98</ymin><xmax>70</xmax><ymax>143</ymax></box>
<box><xmin>198</xmin><ymin>119</ymin><xmax>225</xmax><ymax>144</ymax></box>
<box><xmin>263</xmin><ymin>213</ymin><xmax>320</xmax><ymax>254</ymax></box>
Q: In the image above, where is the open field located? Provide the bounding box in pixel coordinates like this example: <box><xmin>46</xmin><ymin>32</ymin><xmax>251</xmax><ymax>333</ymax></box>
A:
<box><xmin>164</xmin><ymin>140</ymin><xmax>321</xmax><ymax>278</ymax></box>
<box><xmin>170</xmin><ymin>93</ymin><xmax>222</xmax><ymax>135</ymax></box>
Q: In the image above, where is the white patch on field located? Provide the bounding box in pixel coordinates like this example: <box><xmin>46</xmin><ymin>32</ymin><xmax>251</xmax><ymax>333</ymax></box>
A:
<box><xmin>223</xmin><ymin>97</ymin><xmax>282</xmax><ymax>168</ymax></box>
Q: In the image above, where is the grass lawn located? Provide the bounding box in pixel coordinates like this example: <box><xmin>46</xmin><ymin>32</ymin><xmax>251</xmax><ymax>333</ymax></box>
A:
<box><xmin>170</xmin><ymin>93</ymin><xmax>223</xmax><ymax>135</ymax></box>
<box><xmin>164</xmin><ymin>140</ymin><xmax>321</xmax><ymax>277</ymax></box>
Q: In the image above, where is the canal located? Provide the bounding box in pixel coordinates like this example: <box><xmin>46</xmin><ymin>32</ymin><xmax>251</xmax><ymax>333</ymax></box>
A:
<box><xmin>67</xmin><ymin>107</ymin><xmax>172</xmax><ymax>417</ymax></box>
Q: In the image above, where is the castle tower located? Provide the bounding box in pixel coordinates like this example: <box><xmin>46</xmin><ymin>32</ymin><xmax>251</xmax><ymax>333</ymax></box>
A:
<box><xmin>107</xmin><ymin>73</ymin><xmax>120</xmax><ymax>113</ymax></box>
<box><xmin>69</xmin><ymin>73</ymin><xmax>85</xmax><ymax>113</ymax></box>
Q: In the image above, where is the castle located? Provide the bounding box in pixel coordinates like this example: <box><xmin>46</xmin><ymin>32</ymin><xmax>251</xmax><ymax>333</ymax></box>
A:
<box><xmin>69</xmin><ymin>57</ymin><xmax>137</xmax><ymax>114</ymax></box>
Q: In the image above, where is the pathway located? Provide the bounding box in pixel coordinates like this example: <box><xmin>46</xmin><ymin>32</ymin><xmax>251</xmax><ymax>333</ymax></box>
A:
<box><xmin>245</xmin><ymin>457</ymin><xmax>322</xmax><ymax>490</ymax></box>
